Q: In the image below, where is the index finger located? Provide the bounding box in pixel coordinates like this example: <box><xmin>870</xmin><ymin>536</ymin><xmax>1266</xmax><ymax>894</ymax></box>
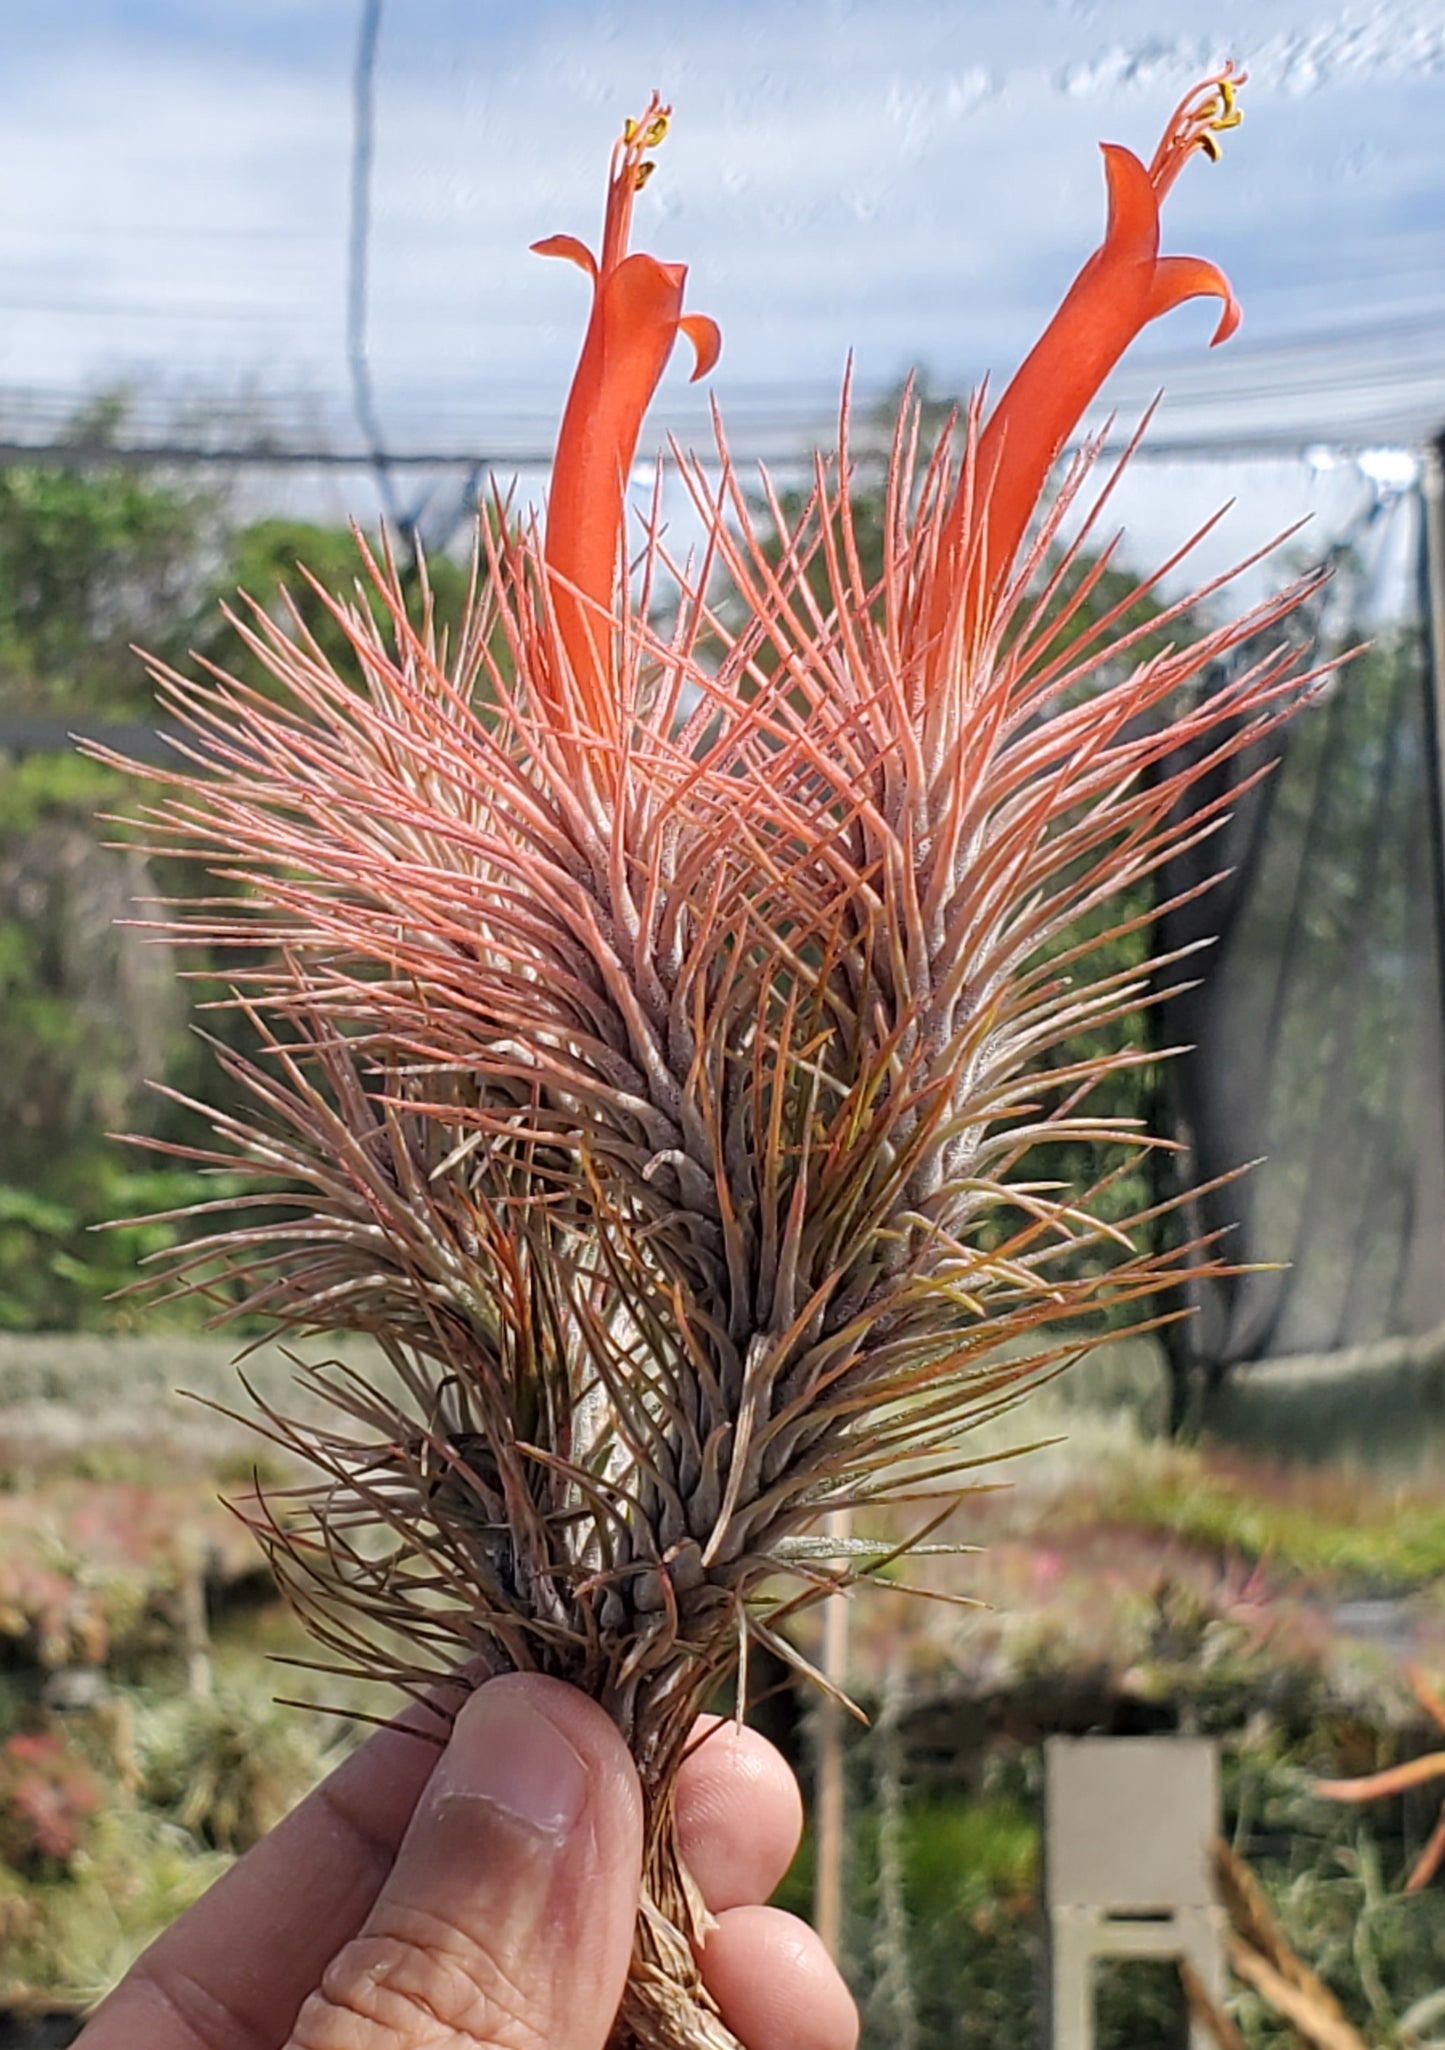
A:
<box><xmin>77</xmin><ymin>1687</ymin><xmax>461</xmax><ymax>2050</ymax></box>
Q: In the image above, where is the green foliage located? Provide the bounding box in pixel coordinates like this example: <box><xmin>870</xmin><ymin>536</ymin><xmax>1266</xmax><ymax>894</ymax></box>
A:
<box><xmin>0</xmin><ymin>1166</ymin><xmax>249</xmax><ymax>1335</ymax></box>
<box><xmin>1107</xmin><ymin>1458</ymin><xmax>1445</xmax><ymax>1590</ymax></box>
<box><xmin>0</xmin><ymin>1801</ymin><xmax>228</xmax><ymax>2005</ymax></box>
<box><xmin>0</xmin><ymin>749</ymin><xmax>257</xmax><ymax>1330</ymax></box>
<box><xmin>193</xmin><ymin>515</ymin><xmax>476</xmax><ymax>699</ymax></box>
<box><xmin>1230</xmin><ymin>1741</ymin><xmax>1445</xmax><ymax>2043</ymax></box>
<box><xmin>900</xmin><ymin>1788</ymin><xmax>1038</xmax><ymax>1912</ymax></box>
<box><xmin>0</xmin><ymin>409</ymin><xmax>481</xmax><ymax>1331</ymax></box>
<box><xmin>0</xmin><ymin>759</ymin><xmax>183</xmax><ymax>1179</ymax></box>
<box><xmin>0</xmin><ymin>750</ymin><xmax>120</xmax><ymax>836</ymax></box>
<box><xmin>819</xmin><ymin>1731</ymin><xmax>1445</xmax><ymax>2050</ymax></box>
<box><xmin>0</xmin><ymin>397</ymin><xmax>220</xmax><ymax>716</ymax></box>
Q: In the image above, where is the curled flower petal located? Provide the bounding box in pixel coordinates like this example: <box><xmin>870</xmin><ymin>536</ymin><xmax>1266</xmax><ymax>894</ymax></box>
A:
<box><xmin>531</xmin><ymin>232</ymin><xmax>599</xmax><ymax>281</ymax></box>
<box><xmin>1148</xmin><ymin>254</ymin><xmax>1241</xmax><ymax>342</ymax></box>
<box><xmin>679</xmin><ymin>313</ymin><xmax>723</xmax><ymax>381</ymax></box>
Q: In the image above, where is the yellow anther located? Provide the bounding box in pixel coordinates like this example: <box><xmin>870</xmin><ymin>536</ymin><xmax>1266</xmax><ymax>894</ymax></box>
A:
<box><xmin>1149</xmin><ymin>68</ymin><xmax>1245</xmax><ymax>194</ymax></box>
<box><xmin>634</xmin><ymin>159</ymin><xmax>656</xmax><ymax>189</ymax></box>
<box><xmin>1205</xmin><ymin>72</ymin><xmax>1244</xmax><ymax>136</ymax></box>
<box><xmin>622</xmin><ymin>116</ymin><xmax>637</xmax><ymax>143</ymax></box>
<box><xmin>1191</xmin><ymin>74</ymin><xmax>1243</xmax><ymax>165</ymax></box>
<box><xmin>643</xmin><ymin>114</ymin><xmax>669</xmax><ymax>147</ymax></box>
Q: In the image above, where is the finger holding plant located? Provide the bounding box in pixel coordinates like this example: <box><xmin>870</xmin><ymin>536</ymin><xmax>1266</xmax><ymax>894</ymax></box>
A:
<box><xmin>98</xmin><ymin>69</ymin><xmax>1326</xmax><ymax>2050</ymax></box>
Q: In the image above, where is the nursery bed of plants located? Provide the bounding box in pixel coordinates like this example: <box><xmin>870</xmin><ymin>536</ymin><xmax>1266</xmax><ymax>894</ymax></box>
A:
<box><xmin>2</xmin><ymin>1338</ymin><xmax>1442</xmax><ymax>2047</ymax></box>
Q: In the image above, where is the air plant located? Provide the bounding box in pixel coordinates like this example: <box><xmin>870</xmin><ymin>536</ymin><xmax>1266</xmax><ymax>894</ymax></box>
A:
<box><xmin>103</xmin><ymin>71</ymin><xmax>1323</xmax><ymax>2049</ymax></box>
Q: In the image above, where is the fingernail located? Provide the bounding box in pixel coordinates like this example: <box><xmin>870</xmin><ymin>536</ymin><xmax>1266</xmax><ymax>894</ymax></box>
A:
<box><xmin>433</xmin><ymin>1679</ymin><xmax>590</xmax><ymax>1839</ymax></box>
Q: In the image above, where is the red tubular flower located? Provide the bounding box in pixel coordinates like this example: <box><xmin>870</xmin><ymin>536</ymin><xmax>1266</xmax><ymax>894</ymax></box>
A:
<box><xmin>932</xmin><ymin>69</ymin><xmax>1245</xmax><ymax>664</ymax></box>
<box><xmin>533</xmin><ymin>95</ymin><xmax>721</xmax><ymax>737</ymax></box>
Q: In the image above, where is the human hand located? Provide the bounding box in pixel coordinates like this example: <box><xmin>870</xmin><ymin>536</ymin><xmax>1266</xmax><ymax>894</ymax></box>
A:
<box><xmin>77</xmin><ymin>1672</ymin><xmax>858</xmax><ymax>2050</ymax></box>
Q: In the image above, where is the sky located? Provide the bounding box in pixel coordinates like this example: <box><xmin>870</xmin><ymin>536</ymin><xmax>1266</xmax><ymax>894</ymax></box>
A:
<box><xmin>2</xmin><ymin>0</ymin><xmax>1443</xmax><ymax>587</ymax></box>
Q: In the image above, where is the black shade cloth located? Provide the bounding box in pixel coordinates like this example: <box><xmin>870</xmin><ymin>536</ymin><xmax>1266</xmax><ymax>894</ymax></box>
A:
<box><xmin>1152</xmin><ymin>479</ymin><xmax>1445</xmax><ymax>1410</ymax></box>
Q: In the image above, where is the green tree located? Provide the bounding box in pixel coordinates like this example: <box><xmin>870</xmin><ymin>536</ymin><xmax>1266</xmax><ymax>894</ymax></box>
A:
<box><xmin>0</xmin><ymin>395</ymin><xmax>221</xmax><ymax>716</ymax></box>
<box><xmin>0</xmin><ymin>400</ymin><xmax>483</xmax><ymax>1328</ymax></box>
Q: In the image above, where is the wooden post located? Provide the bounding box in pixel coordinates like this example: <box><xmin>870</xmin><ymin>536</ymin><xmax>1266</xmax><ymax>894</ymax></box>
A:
<box><xmin>812</xmin><ymin>1507</ymin><xmax>851</xmax><ymax>1959</ymax></box>
<box><xmin>178</xmin><ymin>1553</ymin><xmax>213</xmax><ymax>1701</ymax></box>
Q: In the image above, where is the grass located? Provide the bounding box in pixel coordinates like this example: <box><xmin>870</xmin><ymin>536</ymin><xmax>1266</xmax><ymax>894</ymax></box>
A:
<box><xmin>1102</xmin><ymin>1455</ymin><xmax>1445</xmax><ymax>1590</ymax></box>
<box><xmin>901</xmin><ymin>1791</ymin><xmax>1038</xmax><ymax>1914</ymax></box>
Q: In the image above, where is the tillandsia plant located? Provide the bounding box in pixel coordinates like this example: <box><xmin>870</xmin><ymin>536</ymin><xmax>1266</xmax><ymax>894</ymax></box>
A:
<box><xmin>105</xmin><ymin>70</ymin><xmax>1324</xmax><ymax>2050</ymax></box>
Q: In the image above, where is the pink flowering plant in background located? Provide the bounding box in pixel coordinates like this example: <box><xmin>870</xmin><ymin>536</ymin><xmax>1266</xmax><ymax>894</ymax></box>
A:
<box><xmin>102</xmin><ymin>71</ymin><xmax>1327</xmax><ymax>2049</ymax></box>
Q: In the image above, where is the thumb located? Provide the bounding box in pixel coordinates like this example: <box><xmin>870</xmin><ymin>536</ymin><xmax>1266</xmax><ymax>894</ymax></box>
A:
<box><xmin>286</xmin><ymin>1673</ymin><xmax>644</xmax><ymax>2050</ymax></box>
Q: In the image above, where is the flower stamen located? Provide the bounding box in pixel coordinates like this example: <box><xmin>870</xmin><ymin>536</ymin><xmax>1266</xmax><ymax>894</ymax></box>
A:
<box><xmin>601</xmin><ymin>93</ymin><xmax>671</xmax><ymax>270</ymax></box>
<box><xmin>1149</xmin><ymin>66</ymin><xmax>1245</xmax><ymax>195</ymax></box>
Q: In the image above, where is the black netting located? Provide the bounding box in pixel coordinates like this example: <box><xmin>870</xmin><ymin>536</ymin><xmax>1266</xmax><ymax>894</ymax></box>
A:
<box><xmin>1151</xmin><ymin>473</ymin><xmax>1445</xmax><ymax>1416</ymax></box>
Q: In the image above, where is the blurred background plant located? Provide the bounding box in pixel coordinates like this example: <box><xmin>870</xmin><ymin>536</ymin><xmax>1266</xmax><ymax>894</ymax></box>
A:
<box><xmin>0</xmin><ymin>394</ymin><xmax>477</xmax><ymax>1334</ymax></box>
<box><xmin>0</xmin><ymin>1734</ymin><xmax>102</xmax><ymax>1877</ymax></box>
<box><xmin>133</xmin><ymin>1682</ymin><xmax>338</xmax><ymax>1853</ymax></box>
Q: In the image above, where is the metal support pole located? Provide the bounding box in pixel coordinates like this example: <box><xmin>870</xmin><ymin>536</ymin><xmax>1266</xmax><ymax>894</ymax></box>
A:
<box><xmin>1420</xmin><ymin>435</ymin><xmax>1445</xmax><ymax>1012</ymax></box>
<box><xmin>347</xmin><ymin>0</ymin><xmax>407</xmax><ymax>545</ymax></box>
